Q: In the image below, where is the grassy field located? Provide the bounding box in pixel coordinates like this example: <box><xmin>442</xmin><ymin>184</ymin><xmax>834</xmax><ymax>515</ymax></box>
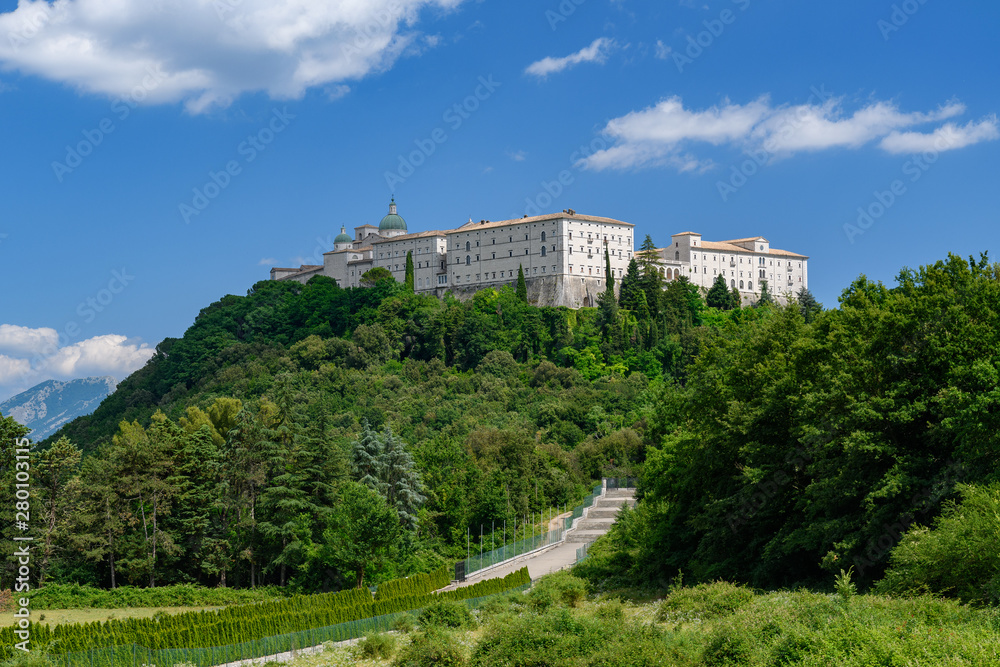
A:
<box><xmin>277</xmin><ymin>573</ymin><xmax>1000</xmax><ymax>667</ymax></box>
<box><xmin>0</xmin><ymin>606</ymin><xmax>223</xmax><ymax>628</ymax></box>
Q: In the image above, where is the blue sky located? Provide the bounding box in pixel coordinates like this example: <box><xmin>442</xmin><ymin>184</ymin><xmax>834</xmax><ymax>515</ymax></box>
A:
<box><xmin>0</xmin><ymin>0</ymin><xmax>997</xmax><ymax>401</ymax></box>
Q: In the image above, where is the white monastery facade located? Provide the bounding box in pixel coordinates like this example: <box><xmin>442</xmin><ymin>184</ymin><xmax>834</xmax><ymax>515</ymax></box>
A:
<box><xmin>270</xmin><ymin>200</ymin><xmax>808</xmax><ymax>308</ymax></box>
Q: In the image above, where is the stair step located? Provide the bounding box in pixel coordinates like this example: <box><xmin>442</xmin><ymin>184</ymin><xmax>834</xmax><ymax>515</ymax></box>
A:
<box><xmin>566</xmin><ymin>531</ymin><xmax>607</xmax><ymax>543</ymax></box>
<box><xmin>576</xmin><ymin>519</ymin><xmax>614</xmax><ymax>529</ymax></box>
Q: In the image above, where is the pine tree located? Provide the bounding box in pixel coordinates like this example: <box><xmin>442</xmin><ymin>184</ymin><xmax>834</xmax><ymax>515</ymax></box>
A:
<box><xmin>756</xmin><ymin>279</ymin><xmax>775</xmax><ymax>307</ymax></box>
<box><xmin>618</xmin><ymin>258</ymin><xmax>641</xmax><ymax>311</ymax></box>
<box><xmin>730</xmin><ymin>286</ymin><xmax>742</xmax><ymax>309</ymax></box>
<box><xmin>379</xmin><ymin>425</ymin><xmax>425</xmax><ymax>532</ymax></box>
<box><xmin>516</xmin><ymin>265</ymin><xmax>527</xmax><ymax>303</ymax></box>
<box><xmin>706</xmin><ymin>274</ymin><xmax>733</xmax><ymax>310</ymax></box>
<box><xmin>796</xmin><ymin>286</ymin><xmax>822</xmax><ymax>322</ymax></box>
<box><xmin>404</xmin><ymin>251</ymin><xmax>414</xmax><ymax>291</ymax></box>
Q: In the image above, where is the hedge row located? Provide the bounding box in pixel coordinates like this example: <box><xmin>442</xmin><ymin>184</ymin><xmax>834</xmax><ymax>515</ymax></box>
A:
<box><xmin>373</xmin><ymin>564</ymin><xmax>451</xmax><ymax>601</ymax></box>
<box><xmin>24</xmin><ymin>583</ymin><xmax>287</xmax><ymax>610</ymax></box>
<box><xmin>0</xmin><ymin>566</ymin><xmax>529</xmax><ymax>657</ymax></box>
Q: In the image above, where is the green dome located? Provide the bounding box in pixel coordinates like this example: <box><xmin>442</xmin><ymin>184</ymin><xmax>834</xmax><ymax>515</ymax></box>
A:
<box><xmin>379</xmin><ymin>197</ymin><xmax>407</xmax><ymax>232</ymax></box>
<box><xmin>334</xmin><ymin>226</ymin><xmax>352</xmax><ymax>244</ymax></box>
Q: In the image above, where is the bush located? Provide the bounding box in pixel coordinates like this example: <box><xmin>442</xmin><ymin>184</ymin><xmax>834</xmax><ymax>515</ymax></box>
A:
<box><xmin>394</xmin><ymin>628</ymin><xmax>467</xmax><ymax>667</ymax></box>
<box><xmin>0</xmin><ymin>652</ymin><xmax>55</xmax><ymax>667</ymax></box>
<box><xmin>392</xmin><ymin>613</ymin><xmax>418</xmax><ymax>633</ymax></box>
<box><xmin>527</xmin><ymin>572</ymin><xmax>587</xmax><ymax>610</ymax></box>
<box><xmin>356</xmin><ymin>632</ymin><xmax>397</xmax><ymax>660</ymax></box>
<box><xmin>876</xmin><ymin>483</ymin><xmax>1000</xmax><ymax>605</ymax></box>
<box><xmin>702</xmin><ymin>629</ymin><xmax>754</xmax><ymax>666</ymax></box>
<box><xmin>418</xmin><ymin>600</ymin><xmax>476</xmax><ymax>630</ymax></box>
<box><xmin>657</xmin><ymin>581</ymin><xmax>755</xmax><ymax>622</ymax></box>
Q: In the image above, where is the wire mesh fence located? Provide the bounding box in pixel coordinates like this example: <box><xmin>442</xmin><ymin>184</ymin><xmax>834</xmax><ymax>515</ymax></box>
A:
<box><xmin>48</xmin><ymin>584</ymin><xmax>530</xmax><ymax>667</ymax></box>
<box><xmin>576</xmin><ymin>542</ymin><xmax>593</xmax><ymax>564</ymax></box>
<box><xmin>460</xmin><ymin>482</ymin><xmax>604</xmax><ymax>579</ymax></box>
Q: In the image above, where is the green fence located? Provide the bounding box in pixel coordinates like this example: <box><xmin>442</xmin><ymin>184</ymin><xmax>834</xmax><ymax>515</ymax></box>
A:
<box><xmin>460</xmin><ymin>482</ymin><xmax>604</xmax><ymax>578</ymax></box>
<box><xmin>49</xmin><ymin>584</ymin><xmax>530</xmax><ymax>667</ymax></box>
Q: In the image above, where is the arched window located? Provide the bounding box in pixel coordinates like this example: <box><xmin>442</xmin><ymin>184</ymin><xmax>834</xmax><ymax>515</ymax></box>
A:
<box><xmin>740</xmin><ymin>280</ymin><xmax>744</xmax><ymax>289</ymax></box>
<box><xmin>465</xmin><ymin>255</ymin><xmax>471</xmax><ymax>266</ymax></box>
<box><xmin>675</xmin><ymin>251</ymin><xmax>680</xmax><ymax>260</ymax></box>
<box><xmin>748</xmin><ymin>281</ymin><xmax>753</xmax><ymax>291</ymax></box>
<box><xmin>541</xmin><ymin>246</ymin><xmax>547</xmax><ymax>257</ymax></box>
<box><xmin>731</xmin><ymin>279</ymin><xmax>735</xmax><ymax>288</ymax></box>
<box><xmin>541</xmin><ymin>231</ymin><xmax>546</xmax><ymax>242</ymax></box>
<box><xmin>466</xmin><ymin>241</ymin><xmax>471</xmax><ymax>252</ymax></box>
<box><xmin>660</xmin><ymin>268</ymin><xmax>665</xmax><ymax>276</ymax></box>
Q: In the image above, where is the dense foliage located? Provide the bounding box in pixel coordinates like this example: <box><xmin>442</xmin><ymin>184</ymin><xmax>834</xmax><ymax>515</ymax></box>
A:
<box><xmin>581</xmin><ymin>253</ymin><xmax>1000</xmax><ymax>594</ymax></box>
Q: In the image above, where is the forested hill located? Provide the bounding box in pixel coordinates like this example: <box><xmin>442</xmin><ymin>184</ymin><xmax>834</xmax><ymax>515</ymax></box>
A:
<box><xmin>15</xmin><ymin>251</ymin><xmax>1000</xmax><ymax>596</ymax></box>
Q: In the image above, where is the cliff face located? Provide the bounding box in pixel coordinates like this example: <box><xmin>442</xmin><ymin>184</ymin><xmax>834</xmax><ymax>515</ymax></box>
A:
<box><xmin>0</xmin><ymin>377</ymin><xmax>117</xmax><ymax>441</ymax></box>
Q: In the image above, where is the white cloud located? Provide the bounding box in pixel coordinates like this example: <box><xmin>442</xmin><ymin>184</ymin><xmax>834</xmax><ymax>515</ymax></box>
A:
<box><xmin>0</xmin><ymin>324</ymin><xmax>59</xmax><ymax>356</ymax></box>
<box><xmin>525</xmin><ymin>37</ymin><xmax>615</xmax><ymax>78</ymax></box>
<box><xmin>0</xmin><ymin>326</ymin><xmax>154</xmax><ymax>403</ymax></box>
<box><xmin>506</xmin><ymin>149</ymin><xmax>527</xmax><ymax>161</ymax></box>
<box><xmin>258</xmin><ymin>257</ymin><xmax>277</xmax><ymax>266</ymax></box>
<box><xmin>879</xmin><ymin>117</ymin><xmax>1000</xmax><ymax>154</ymax></box>
<box><xmin>581</xmin><ymin>95</ymin><xmax>997</xmax><ymax>171</ymax></box>
<box><xmin>0</xmin><ymin>0</ymin><xmax>463</xmax><ymax>113</ymax></box>
<box><xmin>654</xmin><ymin>40</ymin><xmax>671</xmax><ymax>60</ymax></box>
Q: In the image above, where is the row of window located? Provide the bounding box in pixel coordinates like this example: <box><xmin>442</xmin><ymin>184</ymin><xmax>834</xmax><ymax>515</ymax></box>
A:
<box><xmin>687</xmin><ymin>252</ymin><xmax>802</xmax><ymax>269</ymax></box>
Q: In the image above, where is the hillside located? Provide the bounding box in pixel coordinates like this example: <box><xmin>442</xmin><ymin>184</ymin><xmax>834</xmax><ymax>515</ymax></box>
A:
<box><xmin>3</xmin><ymin>252</ymin><xmax>997</xmax><ymax>603</ymax></box>
<box><xmin>0</xmin><ymin>376</ymin><xmax>117</xmax><ymax>441</ymax></box>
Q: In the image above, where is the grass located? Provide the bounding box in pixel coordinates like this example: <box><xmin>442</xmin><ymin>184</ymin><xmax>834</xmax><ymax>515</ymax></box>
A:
<box><xmin>0</xmin><ymin>606</ymin><xmax>223</xmax><ymax>628</ymax></box>
<box><xmin>276</xmin><ymin>575</ymin><xmax>1000</xmax><ymax>667</ymax></box>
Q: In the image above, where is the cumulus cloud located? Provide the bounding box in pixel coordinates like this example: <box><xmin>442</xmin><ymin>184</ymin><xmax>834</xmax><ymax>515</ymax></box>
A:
<box><xmin>580</xmin><ymin>95</ymin><xmax>997</xmax><ymax>171</ymax></box>
<box><xmin>0</xmin><ymin>324</ymin><xmax>59</xmax><ymax>356</ymax></box>
<box><xmin>879</xmin><ymin>117</ymin><xmax>1000</xmax><ymax>154</ymax></box>
<box><xmin>525</xmin><ymin>37</ymin><xmax>615</xmax><ymax>78</ymax></box>
<box><xmin>258</xmin><ymin>257</ymin><xmax>277</xmax><ymax>266</ymax></box>
<box><xmin>0</xmin><ymin>326</ymin><xmax>154</xmax><ymax>402</ymax></box>
<box><xmin>0</xmin><ymin>0</ymin><xmax>463</xmax><ymax>113</ymax></box>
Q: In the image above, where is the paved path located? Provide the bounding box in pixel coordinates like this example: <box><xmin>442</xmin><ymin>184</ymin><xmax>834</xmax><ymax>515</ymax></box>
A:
<box><xmin>440</xmin><ymin>488</ymin><xmax>636</xmax><ymax>590</ymax></box>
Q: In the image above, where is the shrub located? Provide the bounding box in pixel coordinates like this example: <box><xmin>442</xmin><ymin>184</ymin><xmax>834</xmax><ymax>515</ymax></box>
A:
<box><xmin>594</xmin><ymin>599</ymin><xmax>625</xmax><ymax>621</ymax></box>
<box><xmin>418</xmin><ymin>600</ymin><xmax>476</xmax><ymax>630</ymax></box>
<box><xmin>394</xmin><ymin>629</ymin><xmax>466</xmax><ymax>667</ymax></box>
<box><xmin>0</xmin><ymin>652</ymin><xmax>56</xmax><ymax>667</ymax></box>
<box><xmin>876</xmin><ymin>483</ymin><xmax>1000</xmax><ymax>605</ymax></box>
<box><xmin>527</xmin><ymin>571</ymin><xmax>587</xmax><ymax>610</ymax></box>
<box><xmin>657</xmin><ymin>581</ymin><xmax>755</xmax><ymax>622</ymax></box>
<box><xmin>702</xmin><ymin>629</ymin><xmax>754</xmax><ymax>666</ymax></box>
<box><xmin>356</xmin><ymin>633</ymin><xmax>397</xmax><ymax>660</ymax></box>
<box><xmin>392</xmin><ymin>613</ymin><xmax>418</xmax><ymax>633</ymax></box>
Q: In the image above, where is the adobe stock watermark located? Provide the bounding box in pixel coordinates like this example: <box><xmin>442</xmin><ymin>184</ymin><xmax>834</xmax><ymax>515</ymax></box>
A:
<box><xmin>51</xmin><ymin>65</ymin><xmax>169</xmax><ymax>182</ymax></box>
<box><xmin>6</xmin><ymin>1</ymin><xmax>68</xmax><ymax>52</ymax></box>
<box><xmin>725</xmin><ymin>448</ymin><xmax>813</xmax><ymax>533</ymax></box>
<box><xmin>843</xmin><ymin>130</ymin><xmax>960</xmax><ymax>244</ymax></box>
<box><xmin>179</xmin><ymin>107</ymin><xmax>296</xmax><ymax>224</ymax></box>
<box><xmin>11</xmin><ymin>436</ymin><xmax>33</xmax><ymax>653</ymax></box>
<box><xmin>523</xmin><ymin>132</ymin><xmax>613</xmax><ymax>216</ymax></box>
<box><xmin>878</xmin><ymin>0</ymin><xmax>930</xmax><ymax>41</ymax></box>
<box><xmin>28</xmin><ymin>268</ymin><xmax>136</xmax><ymax>375</ymax></box>
<box><xmin>717</xmin><ymin>84</ymin><xmax>835</xmax><ymax>202</ymax></box>
<box><xmin>546</xmin><ymin>0</ymin><xmax>587</xmax><ymax>31</ymax></box>
<box><xmin>852</xmin><ymin>459</ymin><xmax>967</xmax><ymax>577</ymax></box>
<box><xmin>671</xmin><ymin>0</ymin><xmax>751</xmax><ymax>74</ymax></box>
<box><xmin>383</xmin><ymin>75</ymin><xmax>501</xmax><ymax>190</ymax></box>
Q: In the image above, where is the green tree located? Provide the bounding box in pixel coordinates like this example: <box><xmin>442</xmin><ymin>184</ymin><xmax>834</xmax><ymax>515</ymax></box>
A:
<box><xmin>319</xmin><ymin>482</ymin><xmax>402</xmax><ymax>588</ymax></box>
<box><xmin>405</xmin><ymin>251</ymin><xmax>415</xmax><ymax>292</ymax></box>
<box><xmin>706</xmin><ymin>274</ymin><xmax>733</xmax><ymax>310</ymax></box>
<box><xmin>604</xmin><ymin>246</ymin><xmax>615</xmax><ymax>293</ymax></box>
<box><xmin>516</xmin><ymin>265</ymin><xmax>527</xmax><ymax>303</ymax></box>
<box><xmin>796</xmin><ymin>287</ymin><xmax>822</xmax><ymax>322</ymax></box>
<box><xmin>35</xmin><ymin>437</ymin><xmax>83</xmax><ymax>584</ymax></box>
<box><xmin>756</xmin><ymin>279</ymin><xmax>775</xmax><ymax>307</ymax></box>
<box><xmin>730</xmin><ymin>286</ymin><xmax>742</xmax><ymax>309</ymax></box>
<box><xmin>361</xmin><ymin>266</ymin><xmax>394</xmax><ymax>287</ymax></box>
<box><xmin>618</xmin><ymin>258</ymin><xmax>642</xmax><ymax>311</ymax></box>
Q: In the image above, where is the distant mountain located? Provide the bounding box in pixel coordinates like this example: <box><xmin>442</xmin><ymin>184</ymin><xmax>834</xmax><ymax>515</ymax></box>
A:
<box><xmin>0</xmin><ymin>377</ymin><xmax>118</xmax><ymax>441</ymax></box>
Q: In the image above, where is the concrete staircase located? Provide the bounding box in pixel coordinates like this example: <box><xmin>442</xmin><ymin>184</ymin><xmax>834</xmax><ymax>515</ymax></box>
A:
<box><xmin>564</xmin><ymin>488</ymin><xmax>636</xmax><ymax>543</ymax></box>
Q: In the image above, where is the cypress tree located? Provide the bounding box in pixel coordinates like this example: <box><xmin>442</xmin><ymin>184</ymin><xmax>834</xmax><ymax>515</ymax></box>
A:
<box><xmin>404</xmin><ymin>251</ymin><xmax>414</xmax><ymax>291</ymax></box>
<box><xmin>516</xmin><ymin>265</ymin><xmax>527</xmax><ymax>302</ymax></box>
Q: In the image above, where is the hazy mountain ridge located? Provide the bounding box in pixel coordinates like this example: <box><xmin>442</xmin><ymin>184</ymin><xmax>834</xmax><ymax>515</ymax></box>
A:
<box><xmin>0</xmin><ymin>376</ymin><xmax>118</xmax><ymax>441</ymax></box>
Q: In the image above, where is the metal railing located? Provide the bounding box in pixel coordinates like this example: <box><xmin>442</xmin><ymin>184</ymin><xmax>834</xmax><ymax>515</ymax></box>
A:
<box><xmin>605</xmin><ymin>477</ymin><xmax>637</xmax><ymax>490</ymax></box>
<box><xmin>460</xmin><ymin>482</ymin><xmax>604</xmax><ymax>579</ymax></box>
